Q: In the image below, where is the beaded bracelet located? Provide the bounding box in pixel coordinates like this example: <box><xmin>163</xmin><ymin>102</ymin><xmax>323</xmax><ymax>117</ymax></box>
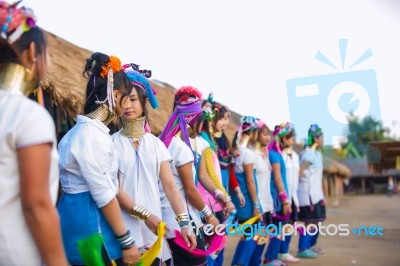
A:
<box><xmin>278</xmin><ymin>191</ymin><xmax>288</xmax><ymax>203</ymax></box>
<box><xmin>253</xmin><ymin>201</ymin><xmax>261</xmax><ymax>209</ymax></box>
<box><xmin>178</xmin><ymin>220</ymin><xmax>190</xmax><ymax>228</ymax></box>
<box><xmin>116</xmin><ymin>230</ymin><xmax>135</xmax><ymax>250</ymax></box>
<box><xmin>130</xmin><ymin>205</ymin><xmax>151</xmax><ymax>220</ymax></box>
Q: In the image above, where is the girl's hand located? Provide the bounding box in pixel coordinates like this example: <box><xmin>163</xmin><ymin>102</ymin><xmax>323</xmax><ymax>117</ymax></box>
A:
<box><xmin>122</xmin><ymin>245</ymin><xmax>140</xmax><ymax>265</ymax></box>
<box><xmin>205</xmin><ymin>214</ymin><xmax>220</xmax><ymax>229</ymax></box>
<box><xmin>224</xmin><ymin>201</ymin><xmax>236</xmax><ymax>219</ymax></box>
<box><xmin>181</xmin><ymin>227</ymin><xmax>197</xmax><ymax>251</ymax></box>
<box><xmin>237</xmin><ymin>191</ymin><xmax>245</xmax><ymax>207</ymax></box>
<box><xmin>144</xmin><ymin>214</ymin><xmax>162</xmax><ymax>235</ymax></box>
<box><xmin>282</xmin><ymin>204</ymin><xmax>292</xmax><ymax>215</ymax></box>
<box><xmin>253</xmin><ymin>207</ymin><xmax>261</xmax><ymax>217</ymax></box>
<box><xmin>216</xmin><ymin>193</ymin><xmax>227</xmax><ymax>206</ymax></box>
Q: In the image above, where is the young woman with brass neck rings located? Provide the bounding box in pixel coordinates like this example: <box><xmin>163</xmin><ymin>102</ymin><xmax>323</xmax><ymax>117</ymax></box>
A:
<box><xmin>245</xmin><ymin>120</ymin><xmax>275</xmax><ymax>266</ymax></box>
<box><xmin>201</xmin><ymin>95</ymin><xmax>245</xmax><ymax>208</ymax></box>
<box><xmin>0</xmin><ymin>2</ymin><xmax>67</xmax><ymax>265</ymax></box>
<box><xmin>159</xmin><ymin>86</ymin><xmax>223</xmax><ymax>266</ymax></box>
<box><xmin>112</xmin><ymin>66</ymin><xmax>197</xmax><ymax>265</ymax></box>
<box><xmin>57</xmin><ymin>53</ymin><xmax>140</xmax><ymax>266</ymax></box>
<box><xmin>278</xmin><ymin>124</ymin><xmax>300</xmax><ymax>263</ymax></box>
<box><xmin>230</xmin><ymin>116</ymin><xmax>261</xmax><ymax>266</ymax></box>
<box><xmin>263</xmin><ymin>123</ymin><xmax>294</xmax><ymax>266</ymax></box>
<box><xmin>296</xmin><ymin>124</ymin><xmax>326</xmax><ymax>259</ymax></box>
<box><xmin>198</xmin><ymin>96</ymin><xmax>242</xmax><ymax>266</ymax></box>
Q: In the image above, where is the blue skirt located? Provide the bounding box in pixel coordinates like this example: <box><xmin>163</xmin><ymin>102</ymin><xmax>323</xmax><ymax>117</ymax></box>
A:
<box><xmin>220</xmin><ymin>168</ymin><xmax>229</xmax><ymax>191</ymax></box>
<box><xmin>57</xmin><ymin>192</ymin><xmax>121</xmax><ymax>264</ymax></box>
<box><xmin>231</xmin><ymin>171</ymin><xmax>258</xmax><ymax>221</ymax></box>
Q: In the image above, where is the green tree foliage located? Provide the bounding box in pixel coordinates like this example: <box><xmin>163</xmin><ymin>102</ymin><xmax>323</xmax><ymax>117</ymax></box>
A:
<box><xmin>342</xmin><ymin>113</ymin><xmax>392</xmax><ymax>157</ymax></box>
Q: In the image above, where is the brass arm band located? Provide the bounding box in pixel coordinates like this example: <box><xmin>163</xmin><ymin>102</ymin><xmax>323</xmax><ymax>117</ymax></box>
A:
<box><xmin>130</xmin><ymin>205</ymin><xmax>151</xmax><ymax>220</ymax></box>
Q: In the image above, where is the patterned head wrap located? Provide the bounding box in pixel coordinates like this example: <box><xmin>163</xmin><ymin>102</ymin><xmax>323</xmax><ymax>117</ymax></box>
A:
<box><xmin>123</xmin><ymin>63</ymin><xmax>159</xmax><ymax>110</ymax></box>
<box><xmin>307</xmin><ymin>124</ymin><xmax>323</xmax><ymax>146</ymax></box>
<box><xmin>268</xmin><ymin>122</ymin><xmax>295</xmax><ymax>153</ymax></box>
<box><xmin>202</xmin><ymin>92</ymin><xmax>226</xmax><ymax>123</ymax></box>
<box><xmin>159</xmin><ymin>86</ymin><xmax>203</xmax><ymax>148</ymax></box>
<box><xmin>257</xmin><ymin>119</ymin><xmax>268</xmax><ymax>129</ymax></box>
<box><xmin>236</xmin><ymin>115</ymin><xmax>258</xmax><ymax>145</ymax></box>
<box><xmin>0</xmin><ymin>1</ymin><xmax>36</xmax><ymax>44</ymax></box>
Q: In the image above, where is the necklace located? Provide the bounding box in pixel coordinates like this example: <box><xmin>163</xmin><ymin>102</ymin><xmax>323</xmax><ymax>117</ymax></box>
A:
<box><xmin>86</xmin><ymin>104</ymin><xmax>116</xmax><ymax>126</ymax></box>
<box><xmin>121</xmin><ymin>116</ymin><xmax>146</xmax><ymax>140</ymax></box>
<box><xmin>0</xmin><ymin>63</ymin><xmax>37</xmax><ymax>96</ymax></box>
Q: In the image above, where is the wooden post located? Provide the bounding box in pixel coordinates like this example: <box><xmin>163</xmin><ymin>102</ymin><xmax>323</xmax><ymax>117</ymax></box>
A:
<box><xmin>361</xmin><ymin>177</ymin><xmax>366</xmax><ymax>194</ymax></box>
<box><xmin>323</xmin><ymin>174</ymin><xmax>330</xmax><ymax>204</ymax></box>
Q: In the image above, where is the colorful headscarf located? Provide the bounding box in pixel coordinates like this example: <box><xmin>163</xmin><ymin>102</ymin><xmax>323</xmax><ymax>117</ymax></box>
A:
<box><xmin>307</xmin><ymin>124</ymin><xmax>323</xmax><ymax>146</ymax></box>
<box><xmin>123</xmin><ymin>63</ymin><xmax>159</xmax><ymax>109</ymax></box>
<box><xmin>202</xmin><ymin>92</ymin><xmax>223</xmax><ymax>122</ymax></box>
<box><xmin>0</xmin><ymin>1</ymin><xmax>36</xmax><ymax>43</ymax></box>
<box><xmin>237</xmin><ymin>115</ymin><xmax>258</xmax><ymax>138</ymax></box>
<box><xmin>159</xmin><ymin>86</ymin><xmax>203</xmax><ymax>148</ymax></box>
<box><xmin>268</xmin><ymin>122</ymin><xmax>295</xmax><ymax>153</ymax></box>
<box><xmin>257</xmin><ymin>119</ymin><xmax>268</xmax><ymax>129</ymax></box>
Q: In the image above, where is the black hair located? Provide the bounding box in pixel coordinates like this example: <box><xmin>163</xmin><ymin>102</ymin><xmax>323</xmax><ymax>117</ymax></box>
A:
<box><xmin>0</xmin><ymin>40</ymin><xmax>18</xmax><ymax>63</ymax></box>
<box><xmin>282</xmin><ymin>130</ymin><xmax>294</xmax><ymax>141</ymax></box>
<box><xmin>200</xmin><ymin>102</ymin><xmax>233</xmax><ymax>156</ymax></box>
<box><xmin>13</xmin><ymin>27</ymin><xmax>47</xmax><ymax>57</ymax></box>
<box><xmin>133</xmin><ymin>83</ymin><xmax>149</xmax><ymax>121</ymax></box>
<box><xmin>83</xmin><ymin>52</ymin><xmax>132</xmax><ymax>115</ymax></box>
<box><xmin>232</xmin><ymin>121</ymin><xmax>256</xmax><ymax>150</ymax></box>
<box><xmin>258</xmin><ymin>124</ymin><xmax>271</xmax><ymax>137</ymax></box>
<box><xmin>232</xmin><ymin>131</ymin><xmax>239</xmax><ymax>150</ymax></box>
<box><xmin>0</xmin><ymin>27</ymin><xmax>47</xmax><ymax>75</ymax></box>
<box><xmin>117</xmin><ymin>83</ymin><xmax>150</xmax><ymax>129</ymax></box>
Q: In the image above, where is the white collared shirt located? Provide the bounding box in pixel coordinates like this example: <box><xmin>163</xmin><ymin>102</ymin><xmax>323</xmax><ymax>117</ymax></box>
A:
<box><xmin>254</xmin><ymin>150</ymin><xmax>274</xmax><ymax>213</ymax></box>
<box><xmin>0</xmin><ymin>92</ymin><xmax>59</xmax><ymax>265</ymax></box>
<box><xmin>282</xmin><ymin>150</ymin><xmax>300</xmax><ymax>207</ymax></box>
<box><xmin>234</xmin><ymin>145</ymin><xmax>257</xmax><ymax>173</ymax></box>
<box><xmin>297</xmin><ymin>147</ymin><xmax>325</xmax><ymax>206</ymax></box>
<box><xmin>58</xmin><ymin>115</ymin><xmax>119</xmax><ymax>208</ymax></box>
<box><xmin>112</xmin><ymin>132</ymin><xmax>172</xmax><ymax>260</ymax></box>
<box><xmin>161</xmin><ymin>137</ymin><xmax>202</xmax><ymax>238</ymax></box>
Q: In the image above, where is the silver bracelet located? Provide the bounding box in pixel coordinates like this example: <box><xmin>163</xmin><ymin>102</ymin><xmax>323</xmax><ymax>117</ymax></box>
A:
<box><xmin>201</xmin><ymin>205</ymin><xmax>212</xmax><ymax>217</ymax></box>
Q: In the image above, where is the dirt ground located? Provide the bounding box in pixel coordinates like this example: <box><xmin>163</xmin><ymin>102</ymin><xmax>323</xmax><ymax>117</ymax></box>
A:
<box><xmin>223</xmin><ymin>194</ymin><xmax>400</xmax><ymax>266</ymax></box>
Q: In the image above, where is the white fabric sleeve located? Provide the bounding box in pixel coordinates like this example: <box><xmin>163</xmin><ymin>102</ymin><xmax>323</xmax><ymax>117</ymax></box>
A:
<box><xmin>301</xmin><ymin>149</ymin><xmax>315</xmax><ymax>165</ymax></box>
<box><xmin>172</xmin><ymin>139</ymin><xmax>194</xmax><ymax>168</ymax></box>
<box><xmin>243</xmin><ymin>148</ymin><xmax>256</xmax><ymax>165</ymax></box>
<box><xmin>156</xmin><ymin>138</ymin><xmax>173</xmax><ymax>163</ymax></box>
<box><xmin>16</xmin><ymin>104</ymin><xmax>56</xmax><ymax>149</ymax></box>
<box><xmin>72</xmin><ymin>138</ymin><xmax>117</xmax><ymax>208</ymax></box>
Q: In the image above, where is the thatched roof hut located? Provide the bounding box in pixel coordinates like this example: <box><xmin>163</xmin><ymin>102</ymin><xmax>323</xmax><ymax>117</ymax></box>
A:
<box><xmin>41</xmin><ymin>31</ymin><xmax>242</xmax><ymax>138</ymax></box>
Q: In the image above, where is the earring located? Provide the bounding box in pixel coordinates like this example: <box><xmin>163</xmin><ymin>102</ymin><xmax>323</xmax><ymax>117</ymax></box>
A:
<box><xmin>33</xmin><ymin>58</ymin><xmax>37</xmax><ymax>63</ymax></box>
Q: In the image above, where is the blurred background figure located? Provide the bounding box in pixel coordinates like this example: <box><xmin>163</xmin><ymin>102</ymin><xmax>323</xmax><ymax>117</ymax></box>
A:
<box><xmin>387</xmin><ymin>176</ymin><xmax>394</xmax><ymax>197</ymax></box>
<box><xmin>0</xmin><ymin>1</ymin><xmax>67</xmax><ymax>265</ymax></box>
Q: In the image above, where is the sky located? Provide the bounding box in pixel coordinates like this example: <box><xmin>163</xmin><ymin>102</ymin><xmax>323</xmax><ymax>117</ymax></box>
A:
<box><xmin>22</xmin><ymin>0</ymin><xmax>400</xmax><ymax>146</ymax></box>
